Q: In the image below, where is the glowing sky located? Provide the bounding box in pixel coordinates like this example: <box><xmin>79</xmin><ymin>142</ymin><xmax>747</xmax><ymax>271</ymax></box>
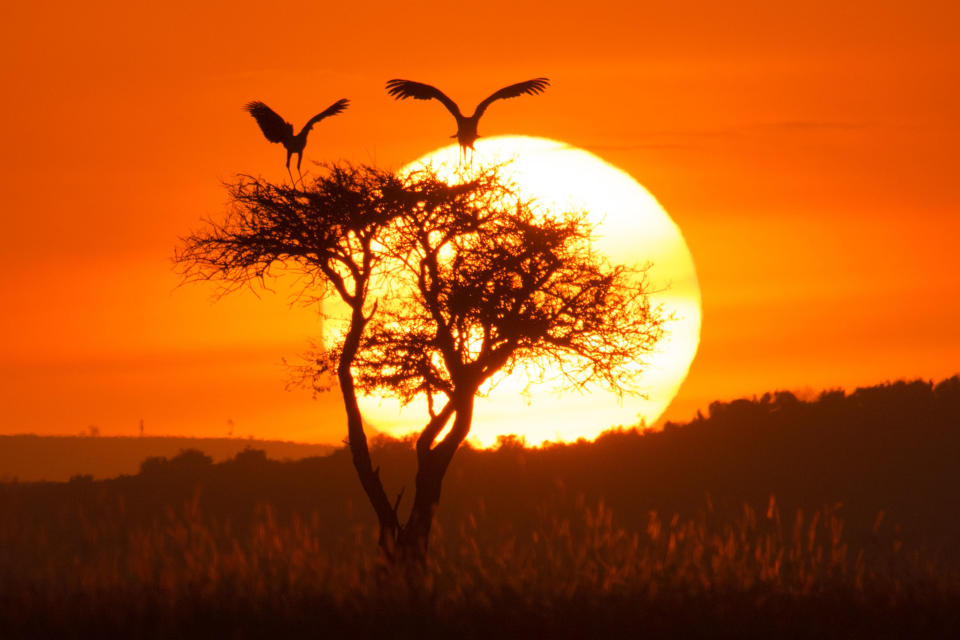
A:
<box><xmin>0</xmin><ymin>1</ymin><xmax>957</xmax><ymax>442</ymax></box>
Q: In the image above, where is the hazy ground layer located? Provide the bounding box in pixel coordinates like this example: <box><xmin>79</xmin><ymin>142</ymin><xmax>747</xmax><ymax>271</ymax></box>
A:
<box><xmin>0</xmin><ymin>435</ymin><xmax>334</xmax><ymax>482</ymax></box>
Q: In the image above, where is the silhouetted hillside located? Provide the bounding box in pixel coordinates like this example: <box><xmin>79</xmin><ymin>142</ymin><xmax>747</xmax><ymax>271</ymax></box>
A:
<box><xmin>2</xmin><ymin>377</ymin><xmax>959</xmax><ymax>637</ymax></box>
<box><xmin>0</xmin><ymin>435</ymin><xmax>334</xmax><ymax>482</ymax></box>
<box><xmin>4</xmin><ymin>377</ymin><xmax>958</xmax><ymax>556</ymax></box>
<box><xmin>422</xmin><ymin>376</ymin><xmax>960</xmax><ymax>555</ymax></box>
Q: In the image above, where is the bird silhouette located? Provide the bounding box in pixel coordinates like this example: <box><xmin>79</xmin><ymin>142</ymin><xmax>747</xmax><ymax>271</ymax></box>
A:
<box><xmin>244</xmin><ymin>98</ymin><xmax>349</xmax><ymax>184</ymax></box>
<box><xmin>385</xmin><ymin>78</ymin><xmax>550</xmax><ymax>161</ymax></box>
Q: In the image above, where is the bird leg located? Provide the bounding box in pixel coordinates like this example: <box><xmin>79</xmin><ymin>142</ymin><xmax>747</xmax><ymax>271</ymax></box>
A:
<box><xmin>296</xmin><ymin>153</ymin><xmax>305</xmax><ymax>189</ymax></box>
<box><xmin>286</xmin><ymin>151</ymin><xmax>295</xmax><ymax>186</ymax></box>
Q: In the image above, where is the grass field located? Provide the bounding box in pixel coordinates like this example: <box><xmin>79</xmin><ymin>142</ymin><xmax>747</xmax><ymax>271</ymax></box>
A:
<box><xmin>0</xmin><ymin>492</ymin><xmax>960</xmax><ymax>638</ymax></box>
<box><xmin>1</xmin><ymin>483</ymin><xmax>957</xmax><ymax>637</ymax></box>
<box><xmin>2</xmin><ymin>378</ymin><xmax>959</xmax><ymax>637</ymax></box>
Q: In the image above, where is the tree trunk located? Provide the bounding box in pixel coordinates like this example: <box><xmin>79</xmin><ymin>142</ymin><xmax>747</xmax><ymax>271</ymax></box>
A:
<box><xmin>395</xmin><ymin>391</ymin><xmax>476</xmax><ymax>563</ymax></box>
<box><xmin>395</xmin><ymin>453</ymin><xmax>443</xmax><ymax>561</ymax></box>
<box><xmin>338</xmin><ymin>302</ymin><xmax>400</xmax><ymax>558</ymax></box>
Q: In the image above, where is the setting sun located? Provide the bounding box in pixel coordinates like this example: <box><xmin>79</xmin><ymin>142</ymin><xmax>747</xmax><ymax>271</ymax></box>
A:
<box><xmin>352</xmin><ymin>136</ymin><xmax>701</xmax><ymax>447</ymax></box>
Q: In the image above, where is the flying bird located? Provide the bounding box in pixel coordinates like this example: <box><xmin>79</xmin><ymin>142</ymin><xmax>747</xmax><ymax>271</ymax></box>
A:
<box><xmin>385</xmin><ymin>78</ymin><xmax>550</xmax><ymax>160</ymax></box>
<box><xmin>244</xmin><ymin>98</ymin><xmax>349</xmax><ymax>183</ymax></box>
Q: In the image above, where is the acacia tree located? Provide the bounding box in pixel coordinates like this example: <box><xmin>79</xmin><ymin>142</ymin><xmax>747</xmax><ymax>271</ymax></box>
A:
<box><xmin>177</xmin><ymin>163</ymin><xmax>664</xmax><ymax>562</ymax></box>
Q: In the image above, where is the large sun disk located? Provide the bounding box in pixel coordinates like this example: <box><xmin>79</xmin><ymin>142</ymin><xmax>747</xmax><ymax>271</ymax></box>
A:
<box><xmin>356</xmin><ymin>136</ymin><xmax>701</xmax><ymax>447</ymax></box>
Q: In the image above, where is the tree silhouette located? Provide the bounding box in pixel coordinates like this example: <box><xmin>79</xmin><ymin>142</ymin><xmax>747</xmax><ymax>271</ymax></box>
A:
<box><xmin>176</xmin><ymin>163</ymin><xmax>664</xmax><ymax>562</ymax></box>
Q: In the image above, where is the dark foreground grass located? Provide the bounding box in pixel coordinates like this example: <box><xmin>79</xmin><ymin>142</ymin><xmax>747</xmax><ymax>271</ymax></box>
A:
<box><xmin>1</xmin><ymin>495</ymin><xmax>957</xmax><ymax>639</ymax></box>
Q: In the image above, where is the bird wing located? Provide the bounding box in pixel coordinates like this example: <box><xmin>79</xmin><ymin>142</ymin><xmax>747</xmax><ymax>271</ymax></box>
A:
<box><xmin>386</xmin><ymin>79</ymin><xmax>463</xmax><ymax>118</ymax></box>
<box><xmin>245</xmin><ymin>101</ymin><xmax>292</xmax><ymax>143</ymax></box>
<box><xmin>302</xmin><ymin>98</ymin><xmax>350</xmax><ymax>134</ymax></box>
<box><xmin>473</xmin><ymin>78</ymin><xmax>550</xmax><ymax>119</ymax></box>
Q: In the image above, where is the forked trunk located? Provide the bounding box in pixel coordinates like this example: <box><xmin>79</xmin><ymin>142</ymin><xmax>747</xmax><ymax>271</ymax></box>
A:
<box><xmin>394</xmin><ymin>453</ymin><xmax>445</xmax><ymax>562</ymax></box>
<box><xmin>340</xmin><ymin>307</ymin><xmax>477</xmax><ymax>564</ymax></box>
<box><xmin>393</xmin><ymin>392</ymin><xmax>476</xmax><ymax>563</ymax></box>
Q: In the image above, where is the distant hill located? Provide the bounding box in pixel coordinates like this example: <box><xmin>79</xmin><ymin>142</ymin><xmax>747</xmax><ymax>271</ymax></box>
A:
<box><xmin>0</xmin><ymin>435</ymin><xmax>334</xmax><ymax>482</ymax></box>
<box><xmin>4</xmin><ymin>376</ymin><xmax>957</xmax><ymax>559</ymax></box>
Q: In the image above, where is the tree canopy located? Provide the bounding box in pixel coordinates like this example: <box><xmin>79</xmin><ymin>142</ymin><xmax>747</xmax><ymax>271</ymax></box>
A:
<box><xmin>176</xmin><ymin>162</ymin><xmax>665</xmax><ymax>560</ymax></box>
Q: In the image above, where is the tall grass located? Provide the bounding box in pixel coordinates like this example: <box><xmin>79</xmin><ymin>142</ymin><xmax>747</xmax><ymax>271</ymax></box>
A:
<box><xmin>1</xmin><ymin>492</ymin><xmax>956</xmax><ymax>638</ymax></box>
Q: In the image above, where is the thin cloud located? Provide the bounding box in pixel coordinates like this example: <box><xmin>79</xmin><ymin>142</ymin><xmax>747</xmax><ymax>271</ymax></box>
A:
<box><xmin>583</xmin><ymin>142</ymin><xmax>696</xmax><ymax>152</ymax></box>
<box><xmin>585</xmin><ymin>120</ymin><xmax>876</xmax><ymax>152</ymax></box>
<box><xmin>756</xmin><ymin>120</ymin><xmax>872</xmax><ymax>131</ymax></box>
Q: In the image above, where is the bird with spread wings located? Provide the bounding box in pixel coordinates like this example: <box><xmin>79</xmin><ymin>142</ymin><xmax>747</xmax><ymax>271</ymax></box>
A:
<box><xmin>245</xmin><ymin>98</ymin><xmax>349</xmax><ymax>184</ymax></box>
<box><xmin>385</xmin><ymin>78</ymin><xmax>549</xmax><ymax>161</ymax></box>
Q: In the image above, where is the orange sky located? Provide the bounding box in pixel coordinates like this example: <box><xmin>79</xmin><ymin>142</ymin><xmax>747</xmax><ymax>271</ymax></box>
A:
<box><xmin>1</xmin><ymin>1</ymin><xmax>958</xmax><ymax>443</ymax></box>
